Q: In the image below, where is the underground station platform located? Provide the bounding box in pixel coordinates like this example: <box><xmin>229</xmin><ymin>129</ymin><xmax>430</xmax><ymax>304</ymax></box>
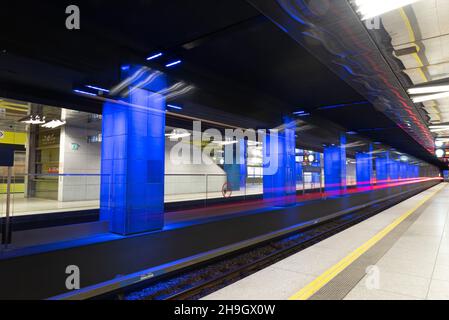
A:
<box><xmin>1</xmin><ymin>0</ymin><xmax>449</xmax><ymax>312</ymax></box>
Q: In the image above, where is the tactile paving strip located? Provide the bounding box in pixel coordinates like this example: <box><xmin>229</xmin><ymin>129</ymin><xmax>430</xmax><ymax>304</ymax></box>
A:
<box><xmin>309</xmin><ymin>195</ymin><xmax>435</xmax><ymax>300</ymax></box>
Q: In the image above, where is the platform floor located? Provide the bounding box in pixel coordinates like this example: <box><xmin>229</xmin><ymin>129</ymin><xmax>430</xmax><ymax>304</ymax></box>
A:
<box><xmin>203</xmin><ymin>183</ymin><xmax>449</xmax><ymax>300</ymax></box>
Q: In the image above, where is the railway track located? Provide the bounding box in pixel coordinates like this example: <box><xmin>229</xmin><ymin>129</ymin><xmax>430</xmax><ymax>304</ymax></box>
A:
<box><xmin>95</xmin><ymin>188</ymin><xmax>424</xmax><ymax>301</ymax></box>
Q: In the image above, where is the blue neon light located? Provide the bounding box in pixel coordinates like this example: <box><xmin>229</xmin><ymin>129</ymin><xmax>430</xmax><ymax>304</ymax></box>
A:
<box><xmin>73</xmin><ymin>89</ymin><xmax>96</xmax><ymax>96</ymax></box>
<box><xmin>341</xmin><ymin>64</ymin><xmax>355</xmax><ymax>75</ymax></box>
<box><xmin>86</xmin><ymin>85</ymin><xmax>110</xmax><ymax>93</ymax></box>
<box><xmin>293</xmin><ymin>110</ymin><xmax>306</xmax><ymax>115</ymax></box>
<box><xmin>317</xmin><ymin>101</ymin><xmax>368</xmax><ymax>110</ymax></box>
<box><xmin>121</xmin><ymin>65</ymin><xmax>130</xmax><ymax>71</ymax></box>
<box><xmin>146</xmin><ymin>52</ymin><xmax>163</xmax><ymax>61</ymax></box>
<box><xmin>165</xmin><ymin>60</ymin><xmax>182</xmax><ymax>68</ymax></box>
<box><xmin>167</xmin><ymin>104</ymin><xmax>182</xmax><ymax>110</ymax></box>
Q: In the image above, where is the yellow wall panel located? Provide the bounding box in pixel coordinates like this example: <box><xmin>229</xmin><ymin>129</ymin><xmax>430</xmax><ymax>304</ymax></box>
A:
<box><xmin>0</xmin><ymin>131</ymin><xmax>27</xmax><ymax>145</ymax></box>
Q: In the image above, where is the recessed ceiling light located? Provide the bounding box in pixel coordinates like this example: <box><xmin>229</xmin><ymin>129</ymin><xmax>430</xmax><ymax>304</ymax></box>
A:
<box><xmin>436</xmin><ymin>149</ymin><xmax>445</xmax><ymax>158</ymax></box>
<box><xmin>354</xmin><ymin>0</ymin><xmax>421</xmax><ymax>20</ymax></box>
<box><xmin>41</xmin><ymin>120</ymin><xmax>66</xmax><ymax>129</ymax></box>
<box><xmin>19</xmin><ymin>115</ymin><xmax>46</xmax><ymax>124</ymax></box>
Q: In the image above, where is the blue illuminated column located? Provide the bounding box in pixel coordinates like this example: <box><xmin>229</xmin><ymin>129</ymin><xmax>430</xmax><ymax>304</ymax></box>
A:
<box><xmin>263</xmin><ymin>121</ymin><xmax>296</xmax><ymax>206</ymax></box>
<box><xmin>223</xmin><ymin>140</ymin><xmax>247</xmax><ymax>191</ymax></box>
<box><xmin>414</xmin><ymin>165</ymin><xmax>419</xmax><ymax>178</ymax></box>
<box><xmin>399</xmin><ymin>161</ymin><xmax>407</xmax><ymax>180</ymax></box>
<box><xmin>324</xmin><ymin>134</ymin><xmax>347</xmax><ymax>193</ymax></box>
<box><xmin>406</xmin><ymin>163</ymin><xmax>412</xmax><ymax>179</ymax></box>
<box><xmin>376</xmin><ymin>152</ymin><xmax>389</xmax><ymax>184</ymax></box>
<box><xmin>389</xmin><ymin>159</ymin><xmax>400</xmax><ymax>181</ymax></box>
<box><xmin>100</xmin><ymin>87</ymin><xmax>166</xmax><ymax>235</ymax></box>
<box><xmin>356</xmin><ymin>149</ymin><xmax>373</xmax><ymax>188</ymax></box>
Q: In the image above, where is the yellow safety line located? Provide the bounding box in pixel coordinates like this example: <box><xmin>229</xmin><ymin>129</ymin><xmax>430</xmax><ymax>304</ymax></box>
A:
<box><xmin>289</xmin><ymin>184</ymin><xmax>445</xmax><ymax>300</ymax></box>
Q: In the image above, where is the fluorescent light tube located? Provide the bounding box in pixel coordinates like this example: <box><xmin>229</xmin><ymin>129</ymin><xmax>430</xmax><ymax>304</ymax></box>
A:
<box><xmin>412</xmin><ymin>91</ymin><xmax>449</xmax><ymax>103</ymax></box>
<box><xmin>41</xmin><ymin>120</ymin><xmax>66</xmax><ymax>129</ymax></box>
<box><xmin>430</xmin><ymin>128</ymin><xmax>449</xmax><ymax>133</ymax></box>
<box><xmin>408</xmin><ymin>85</ymin><xmax>449</xmax><ymax>95</ymax></box>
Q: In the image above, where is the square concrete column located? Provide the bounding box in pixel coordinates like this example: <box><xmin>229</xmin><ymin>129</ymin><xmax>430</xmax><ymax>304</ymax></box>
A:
<box><xmin>263</xmin><ymin>122</ymin><xmax>296</xmax><ymax>206</ymax></box>
<box><xmin>356</xmin><ymin>145</ymin><xmax>373</xmax><ymax>188</ymax></box>
<box><xmin>389</xmin><ymin>159</ymin><xmax>400</xmax><ymax>182</ymax></box>
<box><xmin>100</xmin><ymin>88</ymin><xmax>165</xmax><ymax>235</ymax></box>
<box><xmin>375</xmin><ymin>152</ymin><xmax>390</xmax><ymax>184</ymax></box>
<box><xmin>223</xmin><ymin>140</ymin><xmax>247</xmax><ymax>191</ymax></box>
<box><xmin>324</xmin><ymin>134</ymin><xmax>346</xmax><ymax>193</ymax></box>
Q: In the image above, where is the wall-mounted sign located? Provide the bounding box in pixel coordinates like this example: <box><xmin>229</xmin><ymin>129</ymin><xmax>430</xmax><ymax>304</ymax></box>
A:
<box><xmin>302</xmin><ymin>165</ymin><xmax>322</xmax><ymax>173</ymax></box>
<box><xmin>48</xmin><ymin>167</ymin><xmax>59</xmax><ymax>174</ymax></box>
<box><xmin>39</xmin><ymin>131</ymin><xmax>59</xmax><ymax>146</ymax></box>
<box><xmin>71</xmin><ymin>143</ymin><xmax>80</xmax><ymax>151</ymax></box>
